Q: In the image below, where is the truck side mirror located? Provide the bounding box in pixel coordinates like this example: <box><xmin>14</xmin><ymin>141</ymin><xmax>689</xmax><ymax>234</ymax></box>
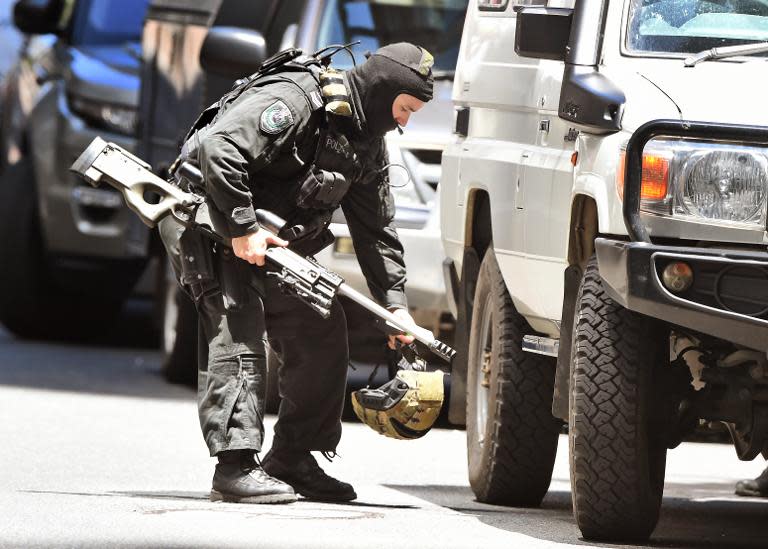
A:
<box><xmin>13</xmin><ymin>0</ymin><xmax>65</xmax><ymax>35</ymax></box>
<box><xmin>514</xmin><ymin>7</ymin><xmax>573</xmax><ymax>61</ymax></box>
<box><xmin>200</xmin><ymin>27</ymin><xmax>267</xmax><ymax>79</ymax></box>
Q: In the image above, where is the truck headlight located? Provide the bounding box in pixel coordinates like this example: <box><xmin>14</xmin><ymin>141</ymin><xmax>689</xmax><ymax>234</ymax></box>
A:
<box><xmin>69</xmin><ymin>94</ymin><xmax>138</xmax><ymax>136</ymax></box>
<box><xmin>677</xmin><ymin>148</ymin><xmax>767</xmax><ymax>226</ymax></box>
<box><xmin>617</xmin><ymin>139</ymin><xmax>768</xmax><ymax>230</ymax></box>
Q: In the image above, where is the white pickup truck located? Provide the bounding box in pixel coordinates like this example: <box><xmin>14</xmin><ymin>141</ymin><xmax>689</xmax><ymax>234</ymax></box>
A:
<box><xmin>440</xmin><ymin>0</ymin><xmax>768</xmax><ymax>543</ymax></box>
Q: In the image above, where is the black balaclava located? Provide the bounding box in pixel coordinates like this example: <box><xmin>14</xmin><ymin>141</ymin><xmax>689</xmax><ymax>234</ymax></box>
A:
<box><xmin>346</xmin><ymin>43</ymin><xmax>434</xmax><ymax>138</ymax></box>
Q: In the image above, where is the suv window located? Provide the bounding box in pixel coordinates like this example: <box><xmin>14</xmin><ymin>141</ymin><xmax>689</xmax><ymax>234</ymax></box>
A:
<box><xmin>316</xmin><ymin>0</ymin><xmax>467</xmax><ymax>73</ymax></box>
<box><xmin>627</xmin><ymin>0</ymin><xmax>768</xmax><ymax>55</ymax></box>
<box><xmin>71</xmin><ymin>0</ymin><xmax>151</xmax><ymax>45</ymax></box>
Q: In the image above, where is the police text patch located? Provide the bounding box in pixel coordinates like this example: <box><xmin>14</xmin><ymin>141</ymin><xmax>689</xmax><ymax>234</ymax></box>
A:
<box><xmin>260</xmin><ymin>100</ymin><xmax>294</xmax><ymax>135</ymax></box>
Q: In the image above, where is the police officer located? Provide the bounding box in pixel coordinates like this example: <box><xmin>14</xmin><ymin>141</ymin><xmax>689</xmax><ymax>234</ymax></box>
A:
<box><xmin>159</xmin><ymin>42</ymin><xmax>434</xmax><ymax>504</ymax></box>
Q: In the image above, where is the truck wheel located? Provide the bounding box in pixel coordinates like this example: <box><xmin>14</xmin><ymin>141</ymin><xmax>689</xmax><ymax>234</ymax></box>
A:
<box><xmin>570</xmin><ymin>257</ymin><xmax>668</xmax><ymax>542</ymax></box>
<box><xmin>159</xmin><ymin>260</ymin><xmax>198</xmax><ymax>385</ymax></box>
<box><xmin>466</xmin><ymin>247</ymin><xmax>560</xmax><ymax>506</ymax></box>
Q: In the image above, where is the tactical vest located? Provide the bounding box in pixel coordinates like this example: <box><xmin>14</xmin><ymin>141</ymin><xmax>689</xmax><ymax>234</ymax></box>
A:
<box><xmin>176</xmin><ymin>48</ymin><xmax>360</xmax><ymax>225</ymax></box>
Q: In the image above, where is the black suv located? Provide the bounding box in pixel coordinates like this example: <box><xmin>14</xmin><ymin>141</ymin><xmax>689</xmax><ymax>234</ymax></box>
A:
<box><xmin>0</xmin><ymin>0</ymin><xmax>150</xmax><ymax>337</ymax></box>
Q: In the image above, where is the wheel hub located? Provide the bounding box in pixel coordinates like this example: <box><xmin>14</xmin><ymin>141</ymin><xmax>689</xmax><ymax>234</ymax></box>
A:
<box><xmin>474</xmin><ymin>299</ymin><xmax>494</xmax><ymax>447</ymax></box>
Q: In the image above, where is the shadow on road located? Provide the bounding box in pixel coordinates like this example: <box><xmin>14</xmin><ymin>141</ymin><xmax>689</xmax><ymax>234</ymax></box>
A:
<box><xmin>20</xmin><ymin>488</ymin><xmax>417</xmax><ymax>513</ymax></box>
<box><xmin>0</xmin><ymin>320</ymin><xmax>193</xmax><ymax>400</ymax></box>
<box><xmin>1</xmin><ymin>297</ymin><xmax>161</xmax><ymax>349</ymax></box>
<box><xmin>20</xmin><ymin>489</ymin><xmax>211</xmax><ymax>503</ymax></box>
<box><xmin>387</xmin><ymin>482</ymin><xmax>768</xmax><ymax>549</ymax></box>
<box><xmin>0</xmin><ymin>301</ymin><xmax>462</xmax><ymax>422</ymax></box>
<box><xmin>652</xmin><ymin>489</ymin><xmax>768</xmax><ymax>549</ymax></box>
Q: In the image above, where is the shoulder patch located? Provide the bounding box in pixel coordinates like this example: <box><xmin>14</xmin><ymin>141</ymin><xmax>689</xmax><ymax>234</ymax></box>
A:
<box><xmin>260</xmin><ymin>100</ymin><xmax>294</xmax><ymax>135</ymax></box>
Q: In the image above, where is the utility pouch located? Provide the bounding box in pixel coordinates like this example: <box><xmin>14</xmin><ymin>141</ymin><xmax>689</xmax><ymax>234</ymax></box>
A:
<box><xmin>290</xmin><ymin>227</ymin><xmax>335</xmax><ymax>257</ymax></box>
<box><xmin>296</xmin><ymin>169</ymin><xmax>350</xmax><ymax>210</ymax></box>
<box><xmin>178</xmin><ymin>228</ymin><xmax>217</xmax><ymax>301</ymax></box>
<box><xmin>217</xmin><ymin>246</ymin><xmax>253</xmax><ymax>311</ymax></box>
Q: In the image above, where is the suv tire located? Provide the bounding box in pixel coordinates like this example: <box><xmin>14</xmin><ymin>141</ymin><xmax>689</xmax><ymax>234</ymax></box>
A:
<box><xmin>466</xmin><ymin>246</ymin><xmax>560</xmax><ymax>506</ymax></box>
<box><xmin>0</xmin><ymin>160</ymin><xmax>128</xmax><ymax>338</ymax></box>
<box><xmin>0</xmin><ymin>159</ymin><xmax>48</xmax><ymax>337</ymax></box>
<box><xmin>570</xmin><ymin>257</ymin><xmax>668</xmax><ymax>542</ymax></box>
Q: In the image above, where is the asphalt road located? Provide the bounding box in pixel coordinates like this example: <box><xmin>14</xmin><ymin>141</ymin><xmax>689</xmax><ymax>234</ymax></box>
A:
<box><xmin>1</xmin><ymin>316</ymin><xmax>768</xmax><ymax>549</ymax></box>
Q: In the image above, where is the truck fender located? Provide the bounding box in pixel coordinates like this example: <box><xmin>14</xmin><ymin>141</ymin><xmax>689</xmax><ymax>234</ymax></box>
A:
<box><xmin>551</xmin><ymin>192</ymin><xmax>600</xmax><ymax>421</ymax></box>
<box><xmin>571</xmin><ymin>173</ymin><xmax>612</xmax><ymax>234</ymax></box>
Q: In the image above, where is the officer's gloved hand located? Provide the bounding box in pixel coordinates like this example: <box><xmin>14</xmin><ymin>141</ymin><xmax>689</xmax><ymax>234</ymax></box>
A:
<box><xmin>297</xmin><ymin>168</ymin><xmax>350</xmax><ymax>209</ymax></box>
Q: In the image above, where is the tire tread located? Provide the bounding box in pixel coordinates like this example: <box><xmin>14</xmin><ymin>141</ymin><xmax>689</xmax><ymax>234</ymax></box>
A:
<box><xmin>570</xmin><ymin>258</ymin><xmax>667</xmax><ymax>541</ymax></box>
<box><xmin>469</xmin><ymin>249</ymin><xmax>561</xmax><ymax>506</ymax></box>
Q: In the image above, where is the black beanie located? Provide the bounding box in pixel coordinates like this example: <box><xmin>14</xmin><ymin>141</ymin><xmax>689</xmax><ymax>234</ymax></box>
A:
<box><xmin>347</xmin><ymin>43</ymin><xmax>434</xmax><ymax>138</ymax></box>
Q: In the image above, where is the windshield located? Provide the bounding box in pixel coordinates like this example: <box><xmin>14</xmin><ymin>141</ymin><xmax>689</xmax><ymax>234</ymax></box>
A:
<box><xmin>71</xmin><ymin>0</ymin><xmax>150</xmax><ymax>45</ymax></box>
<box><xmin>316</xmin><ymin>0</ymin><xmax>467</xmax><ymax>72</ymax></box>
<box><xmin>626</xmin><ymin>0</ymin><xmax>768</xmax><ymax>55</ymax></box>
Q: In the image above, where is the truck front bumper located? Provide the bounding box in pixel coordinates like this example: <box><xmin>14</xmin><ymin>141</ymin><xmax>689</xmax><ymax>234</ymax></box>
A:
<box><xmin>595</xmin><ymin>237</ymin><xmax>768</xmax><ymax>353</ymax></box>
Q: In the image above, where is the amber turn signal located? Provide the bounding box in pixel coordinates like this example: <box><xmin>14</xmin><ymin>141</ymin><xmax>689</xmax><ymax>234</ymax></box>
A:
<box><xmin>616</xmin><ymin>150</ymin><xmax>670</xmax><ymax>201</ymax></box>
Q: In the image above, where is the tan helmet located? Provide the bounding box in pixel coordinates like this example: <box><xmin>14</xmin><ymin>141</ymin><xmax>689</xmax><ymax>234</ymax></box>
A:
<box><xmin>351</xmin><ymin>369</ymin><xmax>445</xmax><ymax>440</ymax></box>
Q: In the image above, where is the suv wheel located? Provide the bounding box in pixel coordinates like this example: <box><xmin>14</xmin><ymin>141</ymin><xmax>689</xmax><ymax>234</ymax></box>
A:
<box><xmin>0</xmin><ymin>159</ymin><xmax>47</xmax><ymax>336</ymax></box>
<box><xmin>466</xmin><ymin>246</ymin><xmax>560</xmax><ymax>506</ymax></box>
<box><xmin>570</xmin><ymin>257</ymin><xmax>668</xmax><ymax>542</ymax></box>
<box><xmin>0</xmin><ymin>159</ymin><xmax>124</xmax><ymax>339</ymax></box>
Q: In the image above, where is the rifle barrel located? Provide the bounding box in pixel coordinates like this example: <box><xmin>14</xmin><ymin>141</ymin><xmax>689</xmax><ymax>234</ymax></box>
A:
<box><xmin>337</xmin><ymin>282</ymin><xmax>455</xmax><ymax>363</ymax></box>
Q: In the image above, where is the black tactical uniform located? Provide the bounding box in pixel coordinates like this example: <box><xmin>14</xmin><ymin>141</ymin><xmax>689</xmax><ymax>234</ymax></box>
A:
<box><xmin>159</xmin><ymin>43</ymin><xmax>434</xmax><ymax>503</ymax></box>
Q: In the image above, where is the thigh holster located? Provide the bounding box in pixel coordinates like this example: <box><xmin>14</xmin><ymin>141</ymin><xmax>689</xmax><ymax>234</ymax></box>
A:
<box><xmin>178</xmin><ymin>228</ymin><xmax>217</xmax><ymax>302</ymax></box>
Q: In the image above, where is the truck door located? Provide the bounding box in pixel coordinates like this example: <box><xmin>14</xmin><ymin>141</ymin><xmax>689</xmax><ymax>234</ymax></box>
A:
<box><xmin>519</xmin><ymin>55</ymin><xmax>574</xmax><ymax>332</ymax></box>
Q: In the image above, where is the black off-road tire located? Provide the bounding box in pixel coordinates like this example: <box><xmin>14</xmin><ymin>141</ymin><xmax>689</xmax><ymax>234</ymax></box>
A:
<box><xmin>570</xmin><ymin>257</ymin><xmax>669</xmax><ymax>542</ymax></box>
<box><xmin>466</xmin><ymin>247</ymin><xmax>561</xmax><ymax>506</ymax></box>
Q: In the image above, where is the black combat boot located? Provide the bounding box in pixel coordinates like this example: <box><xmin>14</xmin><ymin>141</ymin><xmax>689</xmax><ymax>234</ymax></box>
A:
<box><xmin>735</xmin><ymin>467</ymin><xmax>768</xmax><ymax>497</ymax></box>
<box><xmin>262</xmin><ymin>448</ymin><xmax>357</xmax><ymax>502</ymax></box>
<box><xmin>211</xmin><ymin>450</ymin><xmax>297</xmax><ymax>504</ymax></box>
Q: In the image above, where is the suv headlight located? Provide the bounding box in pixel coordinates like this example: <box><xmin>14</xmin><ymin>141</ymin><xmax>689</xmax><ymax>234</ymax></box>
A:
<box><xmin>68</xmin><ymin>94</ymin><xmax>138</xmax><ymax>136</ymax></box>
<box><xmin>617</xmin><ymin>139</ymin><xmax>768</xmax><ymax>230</ymax></box>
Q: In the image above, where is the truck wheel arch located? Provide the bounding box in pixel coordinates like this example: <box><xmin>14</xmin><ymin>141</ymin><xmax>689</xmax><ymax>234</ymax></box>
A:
<box><xmin>467</xmin><ymin>189</ymin><xmax>492</xmax><ymax>258</ymax></box>
<box><xmin>447</xmin><ymin>189</ymin><xmax>493</xmax><ymax>426</ymax></box>
<box><xmin>552</xmin><ymin>194</ymin><xmax>599</xmax><ymax>421</ymax></box>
